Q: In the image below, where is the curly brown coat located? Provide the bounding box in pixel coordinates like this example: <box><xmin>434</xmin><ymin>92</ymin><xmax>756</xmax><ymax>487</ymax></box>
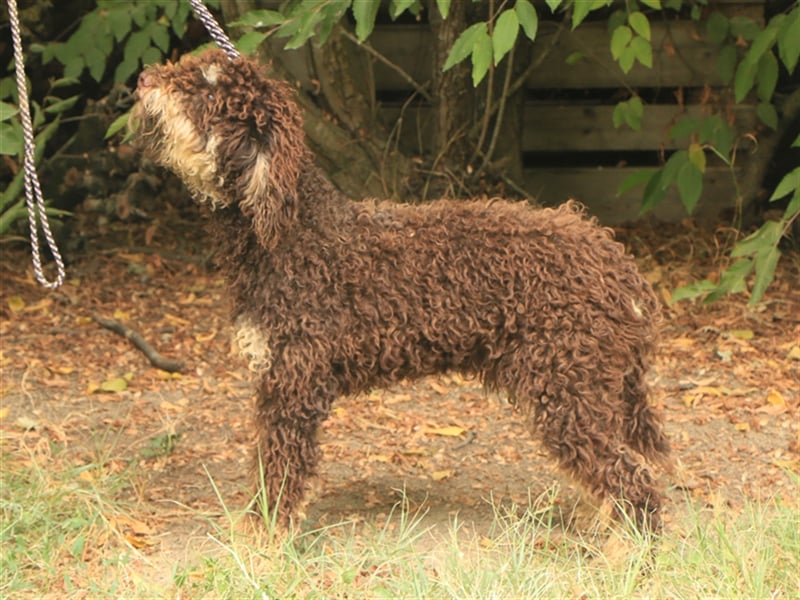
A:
<box><xmin>134</xmin><ymin>50</ymin><xmax>670</xmax><ymax>534</ymax></box>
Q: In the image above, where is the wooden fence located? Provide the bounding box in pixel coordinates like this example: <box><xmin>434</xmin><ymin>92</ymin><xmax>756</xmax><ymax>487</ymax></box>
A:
<box><xmin>274</xmin><ymin>0</ymin><xmax>768</xmax><ymax>224</ymax></box>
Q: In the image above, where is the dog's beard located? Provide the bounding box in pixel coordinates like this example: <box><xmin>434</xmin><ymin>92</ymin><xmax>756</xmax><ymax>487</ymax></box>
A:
<box><xmin>132</xmin><ymin>91</ymin><xmax>227</xmax><ymax>209</ymax></box>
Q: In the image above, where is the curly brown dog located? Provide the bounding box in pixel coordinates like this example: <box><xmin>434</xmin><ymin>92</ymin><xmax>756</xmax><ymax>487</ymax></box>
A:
<box><xmin>133</xmin><ymin>49</ymin><xmax>669</xmax><ymax>534</ymax></box>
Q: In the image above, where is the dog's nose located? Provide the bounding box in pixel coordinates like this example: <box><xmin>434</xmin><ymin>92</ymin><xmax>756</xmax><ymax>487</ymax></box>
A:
<box><xmin>137</xmin><ymin>70</ymin><xmax>154</xmax><ymax>91</ymax></box>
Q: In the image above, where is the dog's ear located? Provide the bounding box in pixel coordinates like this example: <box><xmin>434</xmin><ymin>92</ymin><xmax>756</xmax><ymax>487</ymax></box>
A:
<box><xmin>225</xmin><ymin>74</ymin><xmax>305</xmax><ymax>249</ymax></box>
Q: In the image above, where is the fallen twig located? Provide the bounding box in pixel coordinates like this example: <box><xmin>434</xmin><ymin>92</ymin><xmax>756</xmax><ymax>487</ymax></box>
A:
<box><xmin>92</xmin><ymin>314</ymin><xmax>186</xmax><ymax>373</ymax></box>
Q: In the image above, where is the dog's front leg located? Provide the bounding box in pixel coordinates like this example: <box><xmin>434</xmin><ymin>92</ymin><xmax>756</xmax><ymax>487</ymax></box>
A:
<box><xmin>251</xmin><ymin>358</ymin><xmax>336</xmax><ymax>527</ymax></box>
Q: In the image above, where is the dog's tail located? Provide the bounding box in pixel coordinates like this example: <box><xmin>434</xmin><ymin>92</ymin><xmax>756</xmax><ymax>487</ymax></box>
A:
<box><xmin>623</xmin><ymin>357</ymin><xmax>670</xmax><ymax>462</ymax></box>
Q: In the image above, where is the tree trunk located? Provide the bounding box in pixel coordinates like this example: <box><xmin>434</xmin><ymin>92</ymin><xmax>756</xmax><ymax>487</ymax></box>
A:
<box><xmin>220</xmin><ymin>0</ymin><xmax>414</xmax><ymax>201</ymax></box>
<box><xmin>427</xmin><ymin>0</ymin><xmax>474</xmax><ymax>197</ymax></box>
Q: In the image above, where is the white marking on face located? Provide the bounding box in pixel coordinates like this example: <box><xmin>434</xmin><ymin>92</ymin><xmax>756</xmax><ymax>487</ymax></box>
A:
<box><xmin>202</xmin><ymin>63</ymin><xmax>221</xmax><ymax>85</ymax></box>
<box><xmin>138</xmin><ymin>87</ymin><xmax>224</xmax><ymax>207</ymax></box>
<box><xmin>234</xmin><ymin>318</ymin><xmax>272</xmax><ymax>372</ymax></box>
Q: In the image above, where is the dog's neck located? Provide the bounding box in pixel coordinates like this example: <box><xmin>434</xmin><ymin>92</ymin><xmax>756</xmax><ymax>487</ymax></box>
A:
<box><xmin>211</xmin><ymin>158</ymin><xmax>349</xmax><ymax>263</ymax></box>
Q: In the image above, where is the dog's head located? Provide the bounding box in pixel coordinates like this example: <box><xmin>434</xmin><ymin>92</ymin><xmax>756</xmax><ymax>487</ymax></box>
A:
<box><xmin>133</xmin><ymin>49</ymin><xmax>304</xmax><ymax>248</ymax></box>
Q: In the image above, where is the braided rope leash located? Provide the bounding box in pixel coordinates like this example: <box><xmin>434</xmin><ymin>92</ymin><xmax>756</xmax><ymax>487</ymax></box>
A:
<box><xmin>6</xmin><ymin>0</ymin><xmax>235</xmax><ymax>290</ymax></box>
<box><xmin>187</xmin><ymin>0</ymin><xmax>240</xmax><ymax>60</ymax></box>
<box><xmin>7</xmin><ymin>0</ymin><xmax>65</xmax><ymax>288</ymax></box>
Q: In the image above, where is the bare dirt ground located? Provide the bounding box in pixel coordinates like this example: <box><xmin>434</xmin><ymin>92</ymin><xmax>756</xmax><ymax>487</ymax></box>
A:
<box><xmin>1</xmin><ymin>205</ymin><xmax>798</xmax><ymax>576</ymax></box>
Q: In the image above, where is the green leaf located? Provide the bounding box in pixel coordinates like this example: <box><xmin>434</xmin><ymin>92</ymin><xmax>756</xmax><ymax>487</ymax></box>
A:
<box><xmin>63</xmin><ymin>56</ymin><xmax>85</xmax><ymax>80</ymax></box>
<box><xmin>611</xmin><ymin>25</ymin><xmax>633</xmax><ymax>60</ymax></box>
<box><xmin>625</xmin><ymin>95</ymin><xmax>644</xmax><ymax>130</ymax></box>
<box><xmin>777</xmin><ymin>8</ymin><xmax>800</xmax><ymax>72</ymax></box>
<box><xmin>660</xmin><ymin>149</ymin><xmax>688</xmax><ymax>189</ymax></box>
<box><xmin>283</xmin><ymin>9</ymin><xmax>324</xmax><ymax>50</ymax></box>
<box><xmin>436</xmin><ymin>0</ymin><xmax>451</xmax><ymax>18</ymax></box>
<box><xmin>516</xmin><ymin>0</ymin><xmax>539</xmax><ymax>42</ymax></box>
<box><xmin>545</xmin><ymin>0</ymin><xmax>563</xmax><ymax>13</ymax></box>
<box><xmin>105</xmin><ymin>9</ymin><xmax>129</xmax><ymax>39</ymax></box>
<box><xmin>688</xmin><ymin>142</ymin><xmax>706</xmax><ymax>173</ymax></box>
<box><xmin>631</xmin><ymin>35</ymin><xmax>653</xmax><ymax>68</ymax></box>
<box><xmin>704</xmin><ymin>259</ymin><xmax>753</xmax><ymax>303</ymax></box>
<box><xmin>114</xmin><ymin>56</ymin><xmax>139</xmax><ymax>84</ymax></box>
<box><xmin>677</xmin><ymin>160</ymin><xmax>703</xmax><ymax>213</ymax></box>
<box><xmin>670</xmin><ymin>117</ymin><xmax>700</xmax><ymax>140</ymax></box>
<box><xmin>730</xmin><ymin>16</ymin><xmax>760</xmax><ymax>41</ymax></box>
<box><xmin>0</xmin><ymin>123</ymin><xmax>22</xmax><ymax>155</ymax></box>
<box><xmin>744</xmin><ymin>26</ymin><xmax>778</xmax><ymax>66</ymax></box>
<box><xmin>572</xmin><ymin>0</ymin><xmax>594</xmax><ymax>30</ymax></box>
<box><xmin>717</xmin><ymin>44</ymin><xmax>738</xmax><ymax>84</ymax></box>
<box><xmin>698</xmin><ymin>115</ymin><xmax>734</xmax><ymax>158</ymax></box>
<box><xmin>750</xmin><ymin>245</ymin><xmax>781</xmax><ymax>305</ymax></box>
<box><xmin>41</xmin><ymin>41</ymin><xmax>60</xmax><ymax>65</ymax></box>
<box><xmin>0</xmin><ymin>102</ymin><xmax>18</xmax><ymax>122</ymax></box>
<box><xmin>783</xmin><ymin>189</ymin><xmax>800</xmax><ymax>216</ymax></box>
<box><xmin>617</xmin><ymin>169</ymin><xmax>656</xmax><ymax>196</ymax></box>
<box><xmin>471</xmin><ymin>30</ymin><xmax>493</xmax><ymax>86</ymax></box>
<box><xmin>131</xmin><ymin>3</ymin><xmax>148</xmax><ymax>28</ymax></box>
<box><xmin>565</xmin><ymin>51</ymin><xmax>585</xmax><ymax>65</ymax></box>
<box><xmin>390</xmin><ymin>0</ymin><xmax>419</xmax><ymax>19</ymax></box>
<box><xmin>706</xmin><ymin>12</ymin><xmax>729</xmax><ymax>45</ymax></box>
<box><xmin>352</xmin><ymin>0</ymin><xmax>380</xmax><ymax>42</ymax></box>
<box><xmin>607</xmin><ymin>9</ymin><xmax>627</xmax><ymax>35</ymax></box>
<box><xmin>769</xmin><ymin>167</ymin><xmax>800</xmax><ymax>201</ymax></box>
<box><xmin>44</xmin><ymin>95</ymin><xmax>79</xmax><ymax>114</ymax></box>
<box><xmin>317</xmin><ymin>1</ymin><xmax>350</xmax><ymax>44</ymax></box>
<box><xmin>618</xmin><ymin>45</ymin><xmax>636</xmax><ymax>73</ymax></box>
<box><xmin>733</xmin><ymin>59</ymin><xmax>757</xmax><ymax>102</ymax></box>
<box><xmin>141</xmin><ymin>46</ymin><xmax>162</xmax><ymax>68</ymax></box>
<box><xmin>671</xmin><ymin>279</ymin><xmax>717</xmax><ymax>303</ymax></box>
<box><xmin>163</xmin><ymin>0</ymin><xmax>178</xmax><ymax>20</ymax></box>
<box><xmin>731</xmin><ymin>220</ymin><xmax>781</xmax><ymax>257</ymax></box>
<box><xmin>757</xmin><ymin>51</ymin><xmax>779</xmax><ymax>103</ymax></box>
<box><xmin>793</xmin><ymin>134</ymin><xmax>800</xmax><ymax>148</ymax></box>
<box><xmin>173</xmin><ymin>2</ymin><xmax>190</xmax><ymax>36</ymax></box>
<box><xmin>50</xmin><ymin>77</ymin><xmax>81</xmax><ymax>90</ymax></box>
<box><xmin>640</xmin><ymin>0</ymin><xmax>662</xmax><ymax>9</ymax></box>
<box><xmin>231</xmin><ymin>9</ymin><xmax>284</xmax><ymax>28</ymax></box>
<box><xmin>149</xmin><ymin>23</ymin><xmax>170</xmax><ymax>54</ymax></box>
<box><xmin>756</xmin><ymin>102</ymin><xmax>778</xmax><ymax>130</ymax></box>
<box><xmin>443</xmin><ymin>22</ymin><xmax>488</xmax><ymax>71</ymax></box>
<box><xmin>105</xmin><ymin>112</ymin><xmax>129</xmax><ymax>139</ymax></box>
<box><xmin>236</xmin><ymin>31</ymin><xmax>268</xmax><ymax>56</ymax></box>
<box><xmin>629</xmin><ymin>12</ymin><xmax>651</xmax><ymax>41</ymax></box>
<box><xmin>493</xmin><ymin>10</ymin><xmax>520</xmax><ymax>64</ymax></box>
<box><xmin>641</xmin><ymin>169</ymin><xmax>667</xmax><ymax>213</ymax></box>
<box><xmin>612</xmin><ymin>102</ymin><xmax>625</xmax><ymax>128</ymax></box>
<box><xmin>84</xmin><ymin>45</ymin><xmax>107</xmax><ymax>83</ymax></box>
<box><xmin>124</xmin><ymin>30</ymin><xmax>150</xmax><ymax>63</ymax></box>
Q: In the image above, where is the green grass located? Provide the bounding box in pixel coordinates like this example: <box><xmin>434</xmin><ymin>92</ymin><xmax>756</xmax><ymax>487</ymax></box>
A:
<box><xmin>0</xmin><ymin>439</ymin><xmax>139</xmax><ymax>597</ymax></box>
<box><xmin>2</xmin><ymin>444</ymin><xmax>798</xmax><ymax>598</ymax></box>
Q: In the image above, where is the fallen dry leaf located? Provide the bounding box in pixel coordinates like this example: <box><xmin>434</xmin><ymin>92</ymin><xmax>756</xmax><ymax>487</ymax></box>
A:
<box><xmin>424</xmin><ymin>426</ymin><xmax>466</xmax><ymax>437</ymax></box>
<box><xmin>766</xmin><ymin>389</ymin><xmax>786</xmax><ymax>408</ymax></box>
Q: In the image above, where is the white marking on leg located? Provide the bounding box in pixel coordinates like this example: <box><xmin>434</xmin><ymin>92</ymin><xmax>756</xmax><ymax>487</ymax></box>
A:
<box><xmin>234</xmin><ymin>318</ymin><xmax>272</xmax><ymax>372</ymax></box>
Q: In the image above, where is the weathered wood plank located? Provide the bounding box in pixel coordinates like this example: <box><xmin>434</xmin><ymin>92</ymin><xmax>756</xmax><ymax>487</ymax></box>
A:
<box><xmin>523</xmin><ymin>166</ymin><xmax>738</xmax><ymax>224</ymax></box>
<box><xmin>380</xmin><ymin>103</ymin><xmax>758</xmax><ymax>153</ymax></box>
<box><xmin>367</xmin><ymin>7</ymin><xmax>762</xmax><ymax>91</ymax></box>
<box><xmin>522</xmin><ymin>103</ymin><xmax>758</xmax><ymax>151</ymax></box>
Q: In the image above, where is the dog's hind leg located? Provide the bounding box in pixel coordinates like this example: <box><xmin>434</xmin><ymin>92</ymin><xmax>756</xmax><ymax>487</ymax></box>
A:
<box><xmin>534</xmin><ymin>382</ymin><xmax>663</xmax><ymax>535</ymax></box>
<box><xmin>497</xmin><ymin>351</ymin><xmax>663</xmax><ymax>535</ymax></box>
<box><xmin>622</xmin><ymin>357</ymin><xmax>670</xmax><ymax>463</ymax></box>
